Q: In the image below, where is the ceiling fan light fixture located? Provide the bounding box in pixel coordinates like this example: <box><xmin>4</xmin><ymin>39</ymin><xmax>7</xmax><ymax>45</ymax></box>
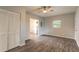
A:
<box><xmin>33</xmin><ymin>6</ymin><xmax>53</xmax><ymax>13</ymax></box>
<box><xmin>43</xmin><ymin>10</ymin><xmax>47</xmax><ymax>13</ymax></box>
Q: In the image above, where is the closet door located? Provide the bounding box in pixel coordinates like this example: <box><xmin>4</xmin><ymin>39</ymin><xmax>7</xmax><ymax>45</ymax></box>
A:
<box><xmin>0</xmin><ymin>10</ymin><xmax>8</xmax><ymax>51</ymax></box>
<box><xmin>8</xmin><ymin>13</ymin><xmax>20</xmax><ymax>49</ymax></box>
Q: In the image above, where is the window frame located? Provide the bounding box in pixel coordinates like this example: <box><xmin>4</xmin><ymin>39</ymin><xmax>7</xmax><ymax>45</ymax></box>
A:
<box><xmin>52</xmin><ymin>20</ymin><xmax>62</xmax><ymax>28</ymax></box>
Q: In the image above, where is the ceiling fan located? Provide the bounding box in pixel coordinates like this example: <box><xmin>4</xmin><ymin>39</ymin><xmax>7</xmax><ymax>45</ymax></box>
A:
<box><xmin>33</xmin><ymin>6</ymin><xmax>53</xmax><ymax>13</ymax></box>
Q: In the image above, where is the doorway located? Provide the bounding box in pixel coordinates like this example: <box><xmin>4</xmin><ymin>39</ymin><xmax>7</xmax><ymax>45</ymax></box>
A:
<box><xmin>29</xmin><ymin>18</ymin><xmax>39</xmax><ymax>39</ymax></box>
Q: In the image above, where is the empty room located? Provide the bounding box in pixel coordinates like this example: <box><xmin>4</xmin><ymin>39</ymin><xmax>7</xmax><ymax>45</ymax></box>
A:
<box><xmin>0</xmin><ymin>6</ymin><xmax>79</xmax><ymax>52</ymax></box>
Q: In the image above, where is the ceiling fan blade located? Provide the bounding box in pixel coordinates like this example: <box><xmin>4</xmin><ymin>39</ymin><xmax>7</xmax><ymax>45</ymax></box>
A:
<box><xmin>48</xmin><ymin>6</ymin><xmax>52</xmax><ymax>8</ymax></box>
<box><xmin>32</xmin><ymin>8</ymin><xmax>41</xmax><ymax>12</ymax></box>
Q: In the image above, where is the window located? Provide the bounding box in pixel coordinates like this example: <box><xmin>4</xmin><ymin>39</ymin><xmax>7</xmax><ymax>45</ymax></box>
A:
<box><xmin>53</xmin><ymin>20</ymin><xmax>61</xmax><ymax>28</ymax></box>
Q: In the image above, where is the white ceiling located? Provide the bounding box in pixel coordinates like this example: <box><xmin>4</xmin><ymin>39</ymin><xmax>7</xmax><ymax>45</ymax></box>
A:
<box><xmin>0</xmin><ymin>6</ymin><xmax>77</xmax><ymax>17</ymax></box>
<box><xmin>25</xmin><ymin>6</ymin><xmax>77</xmax><ymax>17</ymax></box>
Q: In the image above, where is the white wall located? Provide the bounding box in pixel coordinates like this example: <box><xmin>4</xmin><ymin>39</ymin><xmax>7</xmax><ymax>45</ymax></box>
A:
<box><xmin>42</xmin><ymin>13</ymin><xmax>75</xmax><ymax>39</ymax></box>
<box><xmin>20</xmin><ymin>8</ymin><xmax>27</xmax><ymax>45</ymax></box>
<box><xmin>75</xmin><ymin>7</ymin><xmax>79</xmax><ymax>47</ymax></box>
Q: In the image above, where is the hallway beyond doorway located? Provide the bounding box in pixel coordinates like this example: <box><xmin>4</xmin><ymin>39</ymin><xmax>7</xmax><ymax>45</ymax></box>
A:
<box><xmin>29</xmin><ymin>18</ymin><xmax>39</xmax><ymax>40</ymax></box>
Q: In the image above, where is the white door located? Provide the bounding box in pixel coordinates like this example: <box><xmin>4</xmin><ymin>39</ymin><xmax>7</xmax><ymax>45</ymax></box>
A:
<box><xmin>0</xmin><ymin>9</ymin><xmax>20</xmax><ymax>51</ymax></box>
<box><xmin>8</xmin><ymin>13</ymin><xmax>20</xmax><ymax>49</ymax></box>
<box><xmin>0</xmin><ymin>10</ymin><xmax>9</xmax><ymax>51</ymax></box>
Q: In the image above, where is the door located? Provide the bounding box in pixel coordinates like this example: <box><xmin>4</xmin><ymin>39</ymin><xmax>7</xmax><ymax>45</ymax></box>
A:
<box><xmin>8</xmin><ymin>13</ymin><xmax>20</xmax><ymax>49</ymax></box>
<box><xmin>0</xmin><ymin>9</ymin><xmax>20</xmax><ymax>51</ymax></box>
<box><xmin>0</xmin><ymin>10</ymin><xmax>8</xmax><ymax>51</ymax></box>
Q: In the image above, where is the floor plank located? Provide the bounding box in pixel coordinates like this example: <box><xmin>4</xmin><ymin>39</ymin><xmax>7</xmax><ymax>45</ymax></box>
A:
<box><xmin>7</xmin><ymin>35</ymin><xmax>79</xmax><ymax>52</ymax></box>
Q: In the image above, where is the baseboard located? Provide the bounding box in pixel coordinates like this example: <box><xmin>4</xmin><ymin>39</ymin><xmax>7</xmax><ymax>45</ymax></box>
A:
<box><xmin>6</xmin><ymin>46</ymin><xmax>20</xmax><ymax>52</ymax></box>
<box><xmin>42</xmin><ymin>34</ymin><xmax>74</xmax><ymax>40</ymax></box>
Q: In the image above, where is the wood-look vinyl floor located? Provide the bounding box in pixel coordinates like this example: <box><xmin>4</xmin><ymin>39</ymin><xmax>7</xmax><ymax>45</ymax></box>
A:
<box><xmin>7</xmin><ymin>35</ymin><xmax>79</xmax><ymax>52</ymax></box>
